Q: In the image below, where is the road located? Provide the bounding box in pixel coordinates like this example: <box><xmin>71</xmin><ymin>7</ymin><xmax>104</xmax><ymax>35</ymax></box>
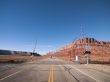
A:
<box><xmin>0</xmin><ymin>58</ymin><xmax>110</xmax><ymax>82</ymax></box>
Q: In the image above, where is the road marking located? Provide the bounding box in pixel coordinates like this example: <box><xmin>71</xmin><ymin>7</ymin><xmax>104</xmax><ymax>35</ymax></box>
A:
<box><xmin>52</xmin><ymin>65</ymin><xmax>54</xmax><ymax>82</ymax></box>
<box><xmin>0</xmin><ymin>70</ymin><xmax>23</xmax><ymax>81</ymax></box>
<box><xmin>48</xmin><ymin>65</ymin><xmax>54</xmax><ymax>82</ymax></box>
<box><xmin>48</xmin><ymin>65</ymin><xmax>52</xmax><ymax>82</ymax></box>
<box><xmin>68</xmin><ymin>65</ymin><xmax>99</xmax><ymax>82</ymax></box>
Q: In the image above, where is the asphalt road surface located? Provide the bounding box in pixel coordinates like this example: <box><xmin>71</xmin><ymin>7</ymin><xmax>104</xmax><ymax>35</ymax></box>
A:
<box><xmin>0</xmin><ymin>58</ymin><xmax>110</xmax><ymax>82</ymax></box>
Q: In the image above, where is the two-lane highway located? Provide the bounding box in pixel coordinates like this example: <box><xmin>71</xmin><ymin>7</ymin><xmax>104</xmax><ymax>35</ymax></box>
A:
<box><xmin>0</xmin><ymin>58</ymin><xmax>110</xmax><ymax>82</ymax></box>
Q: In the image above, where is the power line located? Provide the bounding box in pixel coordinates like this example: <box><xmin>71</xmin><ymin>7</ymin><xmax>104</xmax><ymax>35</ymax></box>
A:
<box><xmin>80</xmin><ymin>24</ymin><xmax>85</xmax><ymax>38</ymax></box>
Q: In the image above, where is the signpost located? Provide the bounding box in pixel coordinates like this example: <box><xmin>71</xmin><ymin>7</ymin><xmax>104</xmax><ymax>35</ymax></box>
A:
<box><xmin>84</xmin><ymin>44</ymin><xmax>91</xmax><ymax>64</ymax></box>
<box><xmin>84</xmin><ymin>51</ymin><xmax>91</xmax><ymax>64</ymax></box>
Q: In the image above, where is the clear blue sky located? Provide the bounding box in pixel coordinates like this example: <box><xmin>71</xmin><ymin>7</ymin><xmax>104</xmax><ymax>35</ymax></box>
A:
<box><xmin>0</xmin><ymin>0</ymin><xmax>110</xmax><ymax>54</ymax></box>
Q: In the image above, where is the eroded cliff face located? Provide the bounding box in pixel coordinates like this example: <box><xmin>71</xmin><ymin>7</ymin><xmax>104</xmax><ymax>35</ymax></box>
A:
<box><xmin>49</xmin><ymin>38</ymin><xmax>110</xmax><ymax>57</ymax></box>
<box><xmin>74</xmin><ymin>38</ymin><xmax>110</xmax><ymax>56</ymax></box>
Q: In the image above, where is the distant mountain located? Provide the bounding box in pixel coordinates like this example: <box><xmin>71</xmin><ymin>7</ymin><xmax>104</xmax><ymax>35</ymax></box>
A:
<box><xmin>0</xmin><ymin>50</ymin><xmax>12</xmax><ymax>55</ymax></box>
<box><xmin>0</xmin><ymin>49</ymin><xmax>41</xmax><ymax>56</ymax></box>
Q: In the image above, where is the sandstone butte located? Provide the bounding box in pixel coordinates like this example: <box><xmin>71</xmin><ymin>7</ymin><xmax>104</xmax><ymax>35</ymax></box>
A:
<box><xmin>48</xmin><ymin>37</ymin><xmax>110</xmax><ymax>62</ymax></box>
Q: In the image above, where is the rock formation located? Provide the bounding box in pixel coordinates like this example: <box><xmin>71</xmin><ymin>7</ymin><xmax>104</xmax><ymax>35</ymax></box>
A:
<box><xmin>48</xmin><ymin>37</ymin><xmax>110</xmax><ymax>58</ymax></box>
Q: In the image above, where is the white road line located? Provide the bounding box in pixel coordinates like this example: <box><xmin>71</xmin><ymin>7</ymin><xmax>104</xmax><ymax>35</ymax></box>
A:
<box><xmin>68</xmin><ymin>65</ymin><xmax>100</xmax><ymax>82</ymax></box>
<box><xmin>0</xmin><ymin>70</ymin><xmax>23</xmax><ymax>81</ymax></box>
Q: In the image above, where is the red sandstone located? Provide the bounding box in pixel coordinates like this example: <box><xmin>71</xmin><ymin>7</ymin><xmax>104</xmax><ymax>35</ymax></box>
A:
<box><xmin>48</xmin><ymin>38</ymin><xmax>110</xmax><ymax>61</ymax></box>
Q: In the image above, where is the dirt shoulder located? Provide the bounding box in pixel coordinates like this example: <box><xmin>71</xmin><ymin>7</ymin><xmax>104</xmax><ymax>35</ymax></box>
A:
<box><xmin>83</xmin><ymin>64</ymin><xmax>110</xmax><ymax>74</ymax></box>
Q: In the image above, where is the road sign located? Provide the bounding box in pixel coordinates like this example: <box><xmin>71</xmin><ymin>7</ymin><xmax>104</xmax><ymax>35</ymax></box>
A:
<box><xmin>84</xmin><ymin>51</ymin><xmax>91</xmax><ymax>54</ymax></box>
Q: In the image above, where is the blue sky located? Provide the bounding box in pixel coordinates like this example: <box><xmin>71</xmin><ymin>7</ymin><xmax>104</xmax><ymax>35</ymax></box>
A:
<box><xmin>0</xmin><ymin>0</ymin><xmax>110</xmax><ymax>54</ymax></box>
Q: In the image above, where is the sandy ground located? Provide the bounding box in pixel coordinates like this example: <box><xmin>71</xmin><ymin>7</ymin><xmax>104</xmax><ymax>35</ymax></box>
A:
<box><xmin>84</xmin><ymin>64</ymin><xmax>110</xmax><ymax>74</ymax></box>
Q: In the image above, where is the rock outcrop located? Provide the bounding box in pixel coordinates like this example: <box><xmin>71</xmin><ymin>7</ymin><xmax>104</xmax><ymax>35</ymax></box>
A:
<box><xmin>48</xmin><ymin>37</ymin><xmax>110</xmax><ymax>58</ymax></box>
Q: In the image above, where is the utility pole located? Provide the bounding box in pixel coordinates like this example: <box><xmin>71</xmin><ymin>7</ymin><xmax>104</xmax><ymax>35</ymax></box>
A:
<box><xmin>81</xmin><ymin>25</ymin><xmax>91</xmax><ymax>64</ymax></box>
<box><xmin>32</xmin><ymin>40</ymin><xmax>37</xmax><ymax>56</ymax></box>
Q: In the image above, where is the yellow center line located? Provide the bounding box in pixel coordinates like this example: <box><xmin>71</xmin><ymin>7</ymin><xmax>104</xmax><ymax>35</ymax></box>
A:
<box><xmin>48</xmin><ymin>64</ymin><xmax>54</xmax><ymax>82</ymax></box>
<box><xmin>48</xmin><ymin>65</ymin><xmax>52</xmax><ymax>82</ymax></box>
<box><xmin>52</xmin><ymin>65</ymin><xmax>54</xmax><ymax>82</ymax></box>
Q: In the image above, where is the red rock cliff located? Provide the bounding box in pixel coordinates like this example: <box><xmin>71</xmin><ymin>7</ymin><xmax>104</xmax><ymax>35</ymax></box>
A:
<box><xmin>49</xmin><ymin>37</ymin><xmax>110</xmax><ymax>57</ymax></box>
